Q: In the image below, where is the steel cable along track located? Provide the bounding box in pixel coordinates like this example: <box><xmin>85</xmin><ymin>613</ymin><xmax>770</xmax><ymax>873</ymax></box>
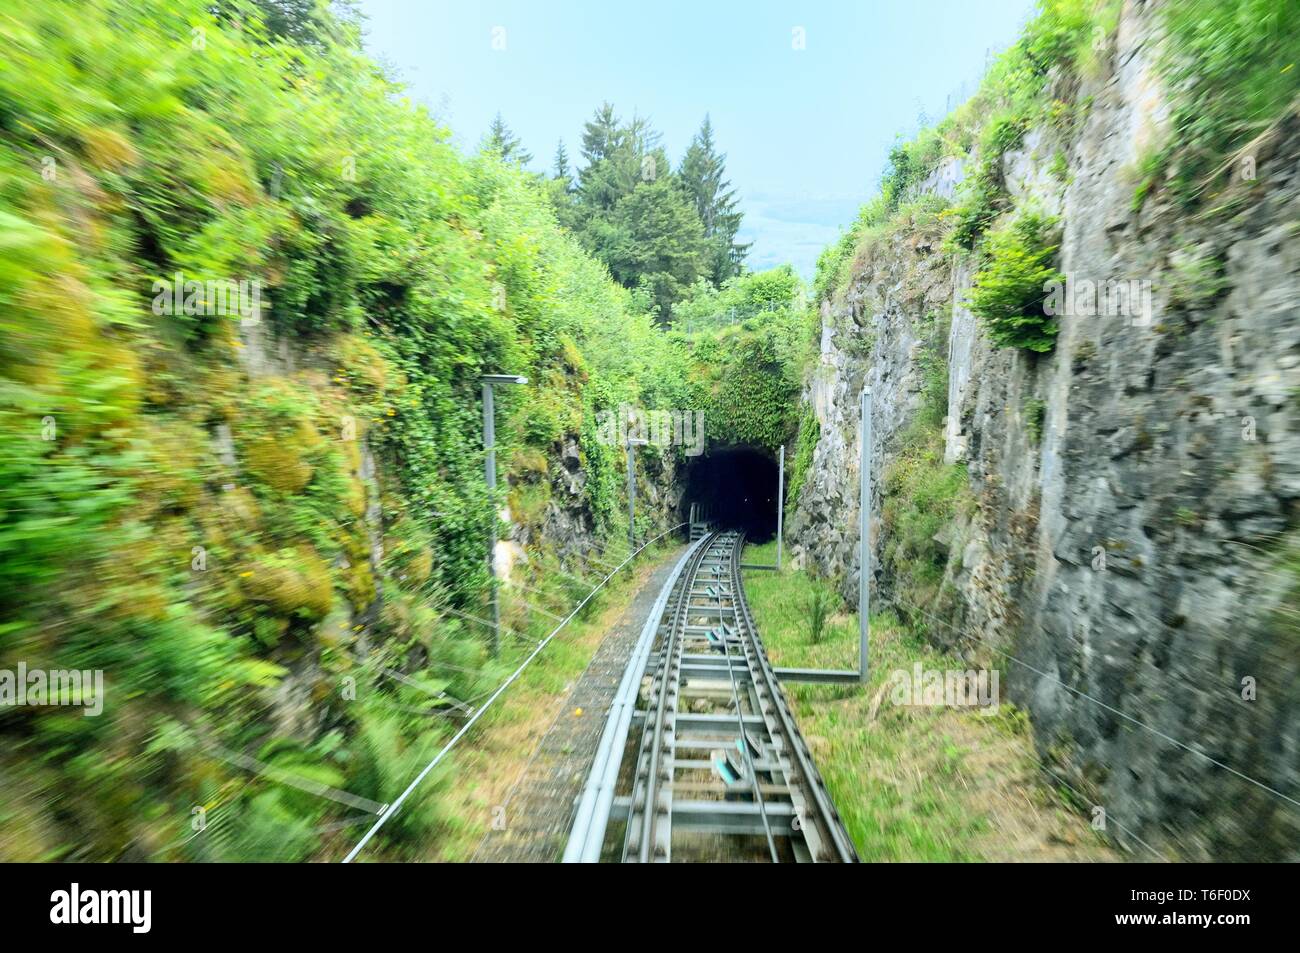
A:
<box><xmin>564</xmin><ymin>531</ymin><xmax>857</xmax><ymax>862</ymax></box>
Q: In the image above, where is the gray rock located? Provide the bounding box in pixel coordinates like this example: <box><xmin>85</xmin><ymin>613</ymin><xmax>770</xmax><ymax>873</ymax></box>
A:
<box><xmin>786</xmin><ymin>1</ymin><xmax>1299</xmax><ymax>860</ymax></box>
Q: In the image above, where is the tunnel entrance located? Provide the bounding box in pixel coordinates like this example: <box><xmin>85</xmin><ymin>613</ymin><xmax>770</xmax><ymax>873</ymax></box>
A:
<box><xmin>682</xmin><ymin>447</ymin><xmax>781</xmax><ymax>542</ymax></box>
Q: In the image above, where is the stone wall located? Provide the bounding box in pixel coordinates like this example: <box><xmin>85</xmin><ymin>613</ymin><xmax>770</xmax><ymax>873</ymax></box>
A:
<box><xmin>788</xmin><ymin>1</ymin><xmax>1300</xmax><ymax>860</ymax></box>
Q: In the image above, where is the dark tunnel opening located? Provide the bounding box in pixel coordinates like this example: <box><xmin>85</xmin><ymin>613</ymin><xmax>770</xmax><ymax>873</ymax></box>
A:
<box><xmin>682</xmin><ymin>447</ymin><xmax>781</xmax><ymax>542</ymax></box>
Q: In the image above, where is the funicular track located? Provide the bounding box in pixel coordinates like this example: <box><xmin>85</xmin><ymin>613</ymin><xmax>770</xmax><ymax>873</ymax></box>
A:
<box><xmin>564</xmin><ymin>531</ymin><xmax>857</xmax><ymax>862</ymax></box>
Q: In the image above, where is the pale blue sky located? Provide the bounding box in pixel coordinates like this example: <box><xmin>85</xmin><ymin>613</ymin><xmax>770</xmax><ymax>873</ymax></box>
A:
<box><xmin>355</xmin><ymin>0</ymin><xmax>1034</xmax><ymax>278</ymax></box>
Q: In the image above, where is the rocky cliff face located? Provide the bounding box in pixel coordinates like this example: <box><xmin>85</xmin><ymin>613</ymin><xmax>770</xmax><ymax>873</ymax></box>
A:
<box><xmin>510</xmin><ymin>435</ymin><xmax>684</xmax><ymax>570</ymax></box>
<box><xmin>789</xmin><ymin>2</ymin><xmax>1299</xmax><ymax>860</ymax></box>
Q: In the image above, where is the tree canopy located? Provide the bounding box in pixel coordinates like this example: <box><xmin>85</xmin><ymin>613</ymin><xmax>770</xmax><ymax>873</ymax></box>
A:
<box><xmin>481</xmin><ymin>112</ymin><xmax>533</xmax><ymax>167</ymax></box>
<box><xmin>545</xmin><ymin>105</ymin><xmax>750</xmax><ymax>320</ymax></box>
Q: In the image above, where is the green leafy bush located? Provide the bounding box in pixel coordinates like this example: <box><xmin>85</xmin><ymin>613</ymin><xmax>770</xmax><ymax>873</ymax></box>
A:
<box><xmin>966</xmin><ymin>213</ymin><xmax>1063</xmax><ymax>352</ymax></box>
<box><xmin>786</xmin><ymin>406</ymin><xmax>821</xmax><ymax>505</ymax></box>
<box><xmin>948</xmin><ymin>160</ymin><xmax>1005</xmax><ymax>252</ymax></box>
<box><xmin>1149</xmin><ymin>0</ymin><xmax>1300</xmax><ymax>204</ymax></box>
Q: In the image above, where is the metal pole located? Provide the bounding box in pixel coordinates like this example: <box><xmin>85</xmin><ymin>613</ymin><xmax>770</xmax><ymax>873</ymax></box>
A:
<box><xmin>483</xmin><ymin>383</ymin><xmax>499</xmax><ymax>658</ymax></box>
<box><xmin>776</xmin><ymin>444</ymin><xmax>785</xmax><ymax>570</ymax></box>
<box><xmin>625</xmin><ymin>436</ymin><xmax>636</xmax><ymax>553</ymax></box>
<box><xmin>858</xmin><ymin>386</ymin><xmax>872</xmax><ymax>683</ymax></box>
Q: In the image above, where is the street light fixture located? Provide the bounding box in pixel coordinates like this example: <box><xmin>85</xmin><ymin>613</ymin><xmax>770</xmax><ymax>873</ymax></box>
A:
<box><xmin>482</xmin><ymin>373</ymin><xmax>528</xmax><ymax>657</ymax></box>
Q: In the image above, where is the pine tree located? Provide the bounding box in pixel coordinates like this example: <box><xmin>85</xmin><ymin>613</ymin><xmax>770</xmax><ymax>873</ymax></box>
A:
<box><xmin>577</xmin><ymin>103</ymin><xmax>631</xmax><ymax>212</ymax></box>
<box><xmin>567</xmin><ymin>105</ymin><xmax>721</xmax><ymax>320</ymax></box>
<box><xmin>603</xmin><ymin>178</ymin><xmax>709</xmax><ymax>321</ymax></box>
<box><xmin>547</xmin><ymin>139</ymin><xmax>578</xmax><ymax>228</ymax></box>
<box><xmin>554</xmin><ymin>140</ymin><xmax>571</xmax><ymax>181</ymax></box>
<box><xmin>482</xmin><ymin>112</ymin><xmax>533</xmax><ymax>167</ymax></box>
<box><xmin>679</xmin><ymin>115</ymin><xmax>749</xmax><ymax>284</ymax></box>
<box><xmin>580</xmin><ymin>102</ymin><xmax>621</xmax><ymax>167</ymax></box>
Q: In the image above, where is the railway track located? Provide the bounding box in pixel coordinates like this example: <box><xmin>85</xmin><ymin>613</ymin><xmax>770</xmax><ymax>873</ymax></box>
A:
<box><xmin>564</xmin><ymin>531</ymin><xmax>858</xmax><ymax>862</ymax></box>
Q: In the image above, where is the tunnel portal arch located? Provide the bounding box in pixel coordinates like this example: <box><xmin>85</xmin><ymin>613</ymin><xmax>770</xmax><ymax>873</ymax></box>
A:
<box><xmin>681</xmin><ymin>445</ymin><xmax>781</xmax><ymax>542</ymax></box>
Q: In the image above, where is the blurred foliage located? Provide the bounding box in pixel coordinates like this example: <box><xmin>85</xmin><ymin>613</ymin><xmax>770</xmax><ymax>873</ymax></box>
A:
<box><xmin>1141</xmin><ymin>0</ymin><xmax>1300</xmax><ymax>206</ymax></box>
<box><xmin>0</xmin><ymin>0</ymin><xmax>771</xmax><ymax>861</ymax></box>
<box><xmin>965</xmin><ymin>212</ymin><xmax>1063</xmax><ymax>352</ymax></box>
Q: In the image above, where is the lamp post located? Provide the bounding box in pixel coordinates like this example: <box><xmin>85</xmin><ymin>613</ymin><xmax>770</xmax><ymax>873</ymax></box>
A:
<box><xmin>482</xmin><ymin>373</ymin><xmax>528</xmax><ymax>657</ymax></box>
<box><xmin>858</xmin><ymin>385</ymin><xmax>872</xmax><ymax>683</ymax></box>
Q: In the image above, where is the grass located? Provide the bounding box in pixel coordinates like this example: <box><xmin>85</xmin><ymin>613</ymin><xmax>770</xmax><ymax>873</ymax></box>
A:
<box><xmin>743</xmin><ymin>540</ymin><xmax>1115</xmax><ymax>862</ymax></box>
<box><xmin>804</xmin><ymin>584</ymin><xmax>834</xmax><ymax>644</ymax></box>
<box><xmin>417</xmin><ymin>541</ymin><xmax>681</xmax><ymax>861</ymax></box>
<box><xmin>1149</xmin><ymin>0</ymin><xmax>1300</xmax><ymax>206</ymax></box>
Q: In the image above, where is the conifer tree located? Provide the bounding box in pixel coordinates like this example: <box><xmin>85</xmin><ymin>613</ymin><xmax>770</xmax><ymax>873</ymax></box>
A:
<box><xmin>679</xmin><ymin>115</ymin><xmax>749</xmax><ymax>283</ymax></box>
<box><xmin>482</xmin><ymin>112</ymin><xmax>533</xmax><ymax>167</ymax></box>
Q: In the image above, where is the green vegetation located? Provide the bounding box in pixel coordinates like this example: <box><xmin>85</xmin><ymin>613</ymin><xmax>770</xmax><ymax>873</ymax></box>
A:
<box><xmin>1140</xmin><ymin>0</ymin><xmax>1300</xmax><ymax>207</ymax></box>
<box><xmin>0</xmin><ymin>0</ymin><xmax>768</xmax><ymax>862</ymax></box>
<box><xmin>879</xmin><ymin>335</ymin><xmax>974</xmax><ymax>615</ymax></box>
<box><xmin>944</xmin><ymin>1</ymin><xmax>1115</xmax><ymax>248</ymax></box>
<box><xmin>677</xmin><ymin>267</ymin><xmax>812</xmax><ymax>454</ymax></box>
<box><xmin>966</xmin><ymin>212</ymin><xmax>1063</xmax><ymax>352</ymax></box>
<box><xmin>803</xmin><ymin>584</ymin><xmax>834</xmax><ymax>645</ymax></box>
<box><xmin>11</xmin><ymin>0</ymin><xmax>1286</xmax><ymax>866</ymax></box>
<box><xmin>813</xmin><ymin>197</ymin><xmax>884</xmax><ymax>302</ymax></box>
<box><xmin>1024</xmin><ymin>397</ymin><xmax>1048</xmax><ymax>444</ymax></box>
<box><xmin>948</xmin><ymin>161</ymin><xmax>1008</xmax><ymax>252</ymax></box>
<box><xmin>814</xmin><ymin>0</ymin><xmax>1120</xmax><ymax>300</ymax></box>
<box><xmin>814</xmin><ymin>0</ymin><xmax>1298</xmax><ymax>312</ymax></box>
<box><xmin>1167</xmin><ymin>243</ymin><xmax>1228</xmax><ymax>310</ymax></box>
<box><xmin>786</xmin><ymin>406</ymin><xmax>821</xmax><ymax>506</ymax></box>
<box><xmin>741</xmin><ymin>542</ymin><xmax>1111</xmax><ymax>861</ymax></box>
<box><xmin>482</xmin><ymin>112</ymin><xmax>534</xmax><ymax>167</ymax></box>
<box><xmin>879</xmin><ymin>127</ymin><xmax>947</xmax><ymax>213</ymax></box>
<box><xmin>814</xmin><ymin>193</ymin><xmax>951</xmax><ymax>305</ymax></box>
<box><xmin>882</xmin><ymin>433</ymin><xmax>970</xmax><ymax>614</ymax></box>
<box><xmin>689</xmin><ymin>323</ymin><xmax>800</xmax><ymax>454</ymax></box>
<box><xmin>547</xmin><ymin>106</ymin><xmax>750</xmax><ymax>319</ymax></box>
<box><xmin>672</xmin><ymin>263</ymin><xmax>801</xmax><ymax>333</ymax></box>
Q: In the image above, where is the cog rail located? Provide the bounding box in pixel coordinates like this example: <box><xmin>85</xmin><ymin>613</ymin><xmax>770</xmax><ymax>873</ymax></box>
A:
<box><xmin>564</xmin><ymin>531</ymin><xmax>857</xmax><ymax>862</ymax></box>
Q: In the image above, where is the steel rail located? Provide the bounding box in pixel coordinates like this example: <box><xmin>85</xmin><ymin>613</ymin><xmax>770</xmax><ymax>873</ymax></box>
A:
<box><xmin>713</xmin><ymin>534</ymin><xmax>779</xmax><ymax>861</ymax></box>
<box><xmin>342</xmin><ymin>522</ymin><xmax>685</xmax><ymax>863</ymax></box>
<box><xmin>565</xmin><ymin>529</ymin><xmax>857</xmax><ymax>862</ymax></box>
<box><xmin>563</xmin><ymin>535</ymin><xmax>711</xmax><ymax>862</ymax></box>
<box><xmin>621</xmin><ymin>533</ymin><xmax>714</xmax><ymax>861</ymax></box>
<box><xmin>727</xmin><ymin>535</ymin><xmax>858</xmax><ymax>862</ymax></box>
